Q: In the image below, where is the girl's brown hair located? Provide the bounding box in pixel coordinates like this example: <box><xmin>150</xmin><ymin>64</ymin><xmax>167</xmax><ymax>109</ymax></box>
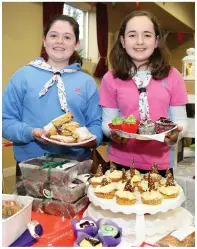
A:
<box><xmin>44</xmin><ymin>14</ymin><xmax>83</xmax><ymax>66</ymax></box>
<box><xmin>110</xmin><ymin>10</ymin><xmax>171</xmax><ymax>80</ymax></box>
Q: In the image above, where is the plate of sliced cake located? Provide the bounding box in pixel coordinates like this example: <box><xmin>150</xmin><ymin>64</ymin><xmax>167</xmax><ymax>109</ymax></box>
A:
<box><xmin>41</xmin><ymin>113</ymin><xmax>96</xmax><ymax>146</ymax></box>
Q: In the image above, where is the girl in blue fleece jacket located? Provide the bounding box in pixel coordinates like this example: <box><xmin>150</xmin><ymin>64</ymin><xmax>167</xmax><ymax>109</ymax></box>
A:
<box><xmin>2</xmin><ymin>15</ymin><xmax>103</xmax><ymax>166</ymax></box>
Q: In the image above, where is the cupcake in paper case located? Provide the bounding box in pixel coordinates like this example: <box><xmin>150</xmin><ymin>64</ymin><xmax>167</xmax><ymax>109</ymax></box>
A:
<box><xmin>116</xmin><ymin>179</ymin><xmax>137</xmax><ymax>205</ymax></box>
<box><xmin>74</xmin><ymin>231</ymin><xmax>107</xmax><ymax>247</ymax></box>
<box><xmin>155</xmin><ymin>117</ymin><xmax>176</xmax><ymax>134</ymax></box>
<box><xmin>94</xmin><ymin>178</ymin><xmax>116</xmax><ymax>199</ymax></box>
<box><xmin>90</xmin><ymin>164</ymin><xmax>107</xmax><ymax>188</ymax></box>
<box><xmin>141</xmin><ymin>190</ymin><xmax>163</xmax><ymax>205</ymax></box>
<box><xmin>71</xmin><ymin>216</ymin><xmax>99</xmax><ymax>237</ymax></box>
<box><xmin>158</xmin><ymin>174</ymin><xmax>179</xmax><ymax>198</ymax></box>
<box><xmin>105</xmin><ymin>161</ymin><xmax>122</xmax><ymax>182</ymax></box>
<box><xmin>141</xmin><ymin>173</ymin><xmax>163</xmax><ymax>205</ymax></box>
<box><xmin>121</xmin><ymin>114</ymin><xmax>139</xmax><ymax>133</ymax></box>
<box><xmin>108</xmin><ymin>116</ymin><xmax>125</xmax><ymax>131</ymax></box>
<box><xmin>138</xmin><ymin>180</ymin><xmax>159</xmax><ymax>193</ymax></box>
<box><xmin>97</xmin><ymin>219</ymin><xmax>122</xmax><ymax>247</ymax></box>
<box><xmin>150</xmin><ymin>162</ymin><xmax>162</xmax><ymax>182</ymax></box>
<box><xmin>138</xmin><ymin>119</ymin><xmax>155</xmax><ymax>135</ymax></box>
<box><xmin>116</xmin><ymin>169</ymin><xmax>133</xmax><ymax>190</ymax></box>
<box><xmin>126</xmin><ymin>159</ymin><xmax>140</xmax><ymax>177</ymax></box>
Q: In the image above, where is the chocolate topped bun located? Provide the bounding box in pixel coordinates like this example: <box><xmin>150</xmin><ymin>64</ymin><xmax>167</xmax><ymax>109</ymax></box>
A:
<box><xmin>155</xmin><ymin>117</ymin><xmax>176</xmax><ymax>134</ymax></box>
<box><xmin>138</xmin><ymin>119</ymin><xmax>155</xmax><ymax>135</ymax></box>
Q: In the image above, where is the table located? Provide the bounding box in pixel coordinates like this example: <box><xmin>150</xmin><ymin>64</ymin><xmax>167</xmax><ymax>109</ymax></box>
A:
<box><xmin>174</xmin><ymin>157</ymin><xmax>195</xmax><ymax>216</ymax></box>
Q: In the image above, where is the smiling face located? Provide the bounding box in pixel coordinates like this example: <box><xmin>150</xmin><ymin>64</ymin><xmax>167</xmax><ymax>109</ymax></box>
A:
<box><xmin>121</xmin><ymin>16</ymin><xmax>158</xmax><ymax>69</ymax></box>
<box><xmin>43</xmin><ymin>20</ymin><xmax>79</xmax><ymax>69</ymax></box>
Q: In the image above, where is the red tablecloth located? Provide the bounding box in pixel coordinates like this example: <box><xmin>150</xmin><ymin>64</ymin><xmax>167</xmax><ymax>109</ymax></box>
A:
<box><xmin>31</xmin><ymin>207</ymin><xmax>86</xmax><ymax>247</ymax></box>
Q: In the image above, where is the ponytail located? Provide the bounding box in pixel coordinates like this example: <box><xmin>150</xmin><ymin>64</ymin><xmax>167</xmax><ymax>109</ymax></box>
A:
<box><xmin>69</xmin><ymin>51</ymin><xmax>83</xmax><ymax>66</ymax></box>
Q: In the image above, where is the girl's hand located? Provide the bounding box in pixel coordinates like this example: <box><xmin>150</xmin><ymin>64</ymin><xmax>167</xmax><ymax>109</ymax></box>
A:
<box><xmin>164</xmin><ymin>125</ymin><xmax>183</xmax><ymax>146</ymax></box>
<box><xmin>32</xmin><ymin>128</ymin><xmax>51</xmax><ymax>144</ymax></box>
<box><xmin>110</xmin><ymin>131</ymin><xmax>128</xmax><ymax>144</ymax></box>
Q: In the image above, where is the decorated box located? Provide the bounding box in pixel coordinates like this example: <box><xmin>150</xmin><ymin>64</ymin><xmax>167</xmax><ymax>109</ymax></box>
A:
<box><xmin>18</xmin><ymin>154</ymin><xmax>92</xmax><ymax>215</ymax></box>
<box><xmin>23</xmin><ymin>178</ymin><xmax>88</xmax><ymax>203</ymax></box>
<box><xmin>32</xmin><ymin>195</ymin><xmax>89</xmax><ymax>217</ymax></box>
<box><xmin>19</xmin><ymin>155</ymin><xmax>92</xmax><ymax>185</ymax></box>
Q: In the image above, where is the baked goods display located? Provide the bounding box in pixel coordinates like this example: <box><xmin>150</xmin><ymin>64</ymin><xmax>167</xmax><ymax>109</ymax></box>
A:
<box><xmin>73</xmin><ymin>218</ymin><xmax>122</xmax><ymax>247</ymax></box>
<box><xmin>108</xmin><ymin>114</ymin><xmax>177</xmax><ymax>139</ymax></box>
<box><xmin>44</xmin><ymin>112</ymin><xmax>94</xmax><ymax>144</ymax></box>
<box><xmin>89</xmin><ymin>162</ymin><xmax>183</xmax><ymax>208</ymax></box>
<box><xmin>2</xmin><ymin>200</ymin><xmax>22</xmax><ymax>218</ymax></box>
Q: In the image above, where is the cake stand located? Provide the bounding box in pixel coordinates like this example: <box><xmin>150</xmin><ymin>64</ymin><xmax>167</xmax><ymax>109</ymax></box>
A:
<box><xmin>86</xmin><ymin>185</ymin><xmax>193</xmax><ymax>245</ymax></box>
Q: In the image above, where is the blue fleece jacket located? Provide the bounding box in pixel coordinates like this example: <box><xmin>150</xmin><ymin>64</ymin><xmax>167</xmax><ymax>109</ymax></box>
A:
<box><xmin>2</xmin><ymin>58</ymin><xmax>103</xmax><ymax>162</ymax></box>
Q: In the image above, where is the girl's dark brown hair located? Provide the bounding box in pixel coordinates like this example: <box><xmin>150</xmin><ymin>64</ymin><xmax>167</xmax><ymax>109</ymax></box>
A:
<box><xmin>44</xmin><ymin>14</ymin><xmax>83</xmax><ymax>66</ymax></box>
<box><xmin>110</xmin><ymin>10</ymin><xmax>171</xmax><ymax>80</ymax></box>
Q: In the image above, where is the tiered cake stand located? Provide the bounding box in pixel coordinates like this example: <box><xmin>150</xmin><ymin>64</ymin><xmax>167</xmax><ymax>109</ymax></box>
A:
<box><xmin>85</xmin><ymin>185</ymin><xmax>194</xmax><ymax>246</ymax></box>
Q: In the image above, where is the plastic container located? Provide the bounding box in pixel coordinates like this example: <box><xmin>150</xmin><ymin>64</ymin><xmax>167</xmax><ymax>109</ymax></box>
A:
<box><xmin>2</xmin><ymin>194</ymin><xmax>33</xmax><ymax>247</ymax></box>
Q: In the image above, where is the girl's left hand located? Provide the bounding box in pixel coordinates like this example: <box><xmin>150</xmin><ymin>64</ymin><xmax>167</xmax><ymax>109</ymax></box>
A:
<box><xmin>164</xmin><ymin>125</ymin><xmax>183</xmax><ymax>146</ymax></box>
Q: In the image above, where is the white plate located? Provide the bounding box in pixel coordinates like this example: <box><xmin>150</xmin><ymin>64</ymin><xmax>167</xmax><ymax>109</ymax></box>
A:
<box><xmin>111</xmin><ymin>126</ymin><xmax>177</xmax><ymax>142</ymax></box>
<box><xmin>41</xmin><ymin>134</ymin><xmax>96</xmax><ymax>146</ymax></box>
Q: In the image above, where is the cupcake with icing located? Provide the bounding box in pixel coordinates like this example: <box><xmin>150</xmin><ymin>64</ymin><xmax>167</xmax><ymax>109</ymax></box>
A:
<box><xmin>90</xmin><ymin>164</ymin><xmax>106</xmax><ymax>188</ymax></box>
<box><xmin>128</xmin><ymin>164</ymin><xmax>142</xmax><ymax>187</ymax></box>
<box><xmin>138</xmin><ymin>119</ymin><xmax>155</xmax><ymax>135</ymax></box>
<box><xmin>94</xmin><ymin>178</ymin><xmax>116</xmax><ymax>199</ymax></box>
<box><xmin>150</xmin><ymin>162</ymin><xmax>162</xmax><ymax>182</ymax></box>
<box><xmin>116</xmin><ymin>180</ymin><xmax>137</xmax><ymax>205</ymax></box>
<box><xmin>72</xmin><ymin>216</ymin><xmax>98</xmax><ymax>237</ymax></box>
<box><xmin>138</xmin><ymin>180</ymin><xmax>159</xmax><ymax>193</ymax></box>
<box><xmin>97</xmin><ymin>219</ymin><xmax>122</xmax><ymax>247</ymax></box>
<box><xmin>126</xmin><ymin>159</ymin><xmax>140</xmax><ymax>177</ymax></box>
<box><xmin>105</xmin><ymin>162</ymin><xmax>122</xmax><ymax>182</ymax></box>
<box><xmin>121</xmin><ymin>114</ymin><xmax>139</xmax><ymax>133</ymax></box>
<box><xmin>79</xmin><ymin>237</ymin><xmax>102</xmax><ymax>247</ymax></box>
<box><xmin>141</xmin><ymin>174</ymin><xmax>163</xmax><ymax>205</ymax></box>
<box><xmin>116</xmin><ymin>169</ymin><xmax>134</xmax><ymax>190</ymax></box>
<box><xmin>108</xmin><ymin>116</ymin><xmax>125</xmax><ymax>131</ymax></box>
<box><xmin>98</xmin><ymin>225</ymin><xmax>118</xmax><ymax>238</ymax></box>
<box><xmin>159</xmin><ymin>174</ymin><xmax>179</xmax><ymax>198</ymax></box>
<box><xmin>74</xmin><ymin>232</ymin><xmax>106</xmax><ymax>247</ymax></box>
<box><xmin>159</xmin><ymin>168</ymin><xmax>176</xmax><ymax>186</ymax></box>
<box><xmin>155</xmin><ymin>117</ymin><xmax>176</xmax><ymax>134</ymax></box>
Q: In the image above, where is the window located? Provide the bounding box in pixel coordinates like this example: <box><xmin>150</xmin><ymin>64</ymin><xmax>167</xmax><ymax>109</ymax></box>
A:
<box><xmin>63</xmin><ymin>3</ymin><xmax>88</xmax><ymax>59</ymax></box>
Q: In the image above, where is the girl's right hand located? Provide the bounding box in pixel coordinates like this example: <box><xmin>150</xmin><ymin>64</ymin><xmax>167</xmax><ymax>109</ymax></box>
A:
<box><xmin>32</xmin><ymin>128</ymin><xmax>51</xmax><ymax>144</ymax></box>
<box><xmin>110</xmin><ymin>131</ymin><xmax>128</xmax><ymax>144</ymax></box>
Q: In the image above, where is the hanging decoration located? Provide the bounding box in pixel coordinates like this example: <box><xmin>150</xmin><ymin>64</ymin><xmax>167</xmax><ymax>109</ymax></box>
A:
<box><xmin>136</xmin><ymin>2</ymin><xmax>139</xmax><ymax>8</ymax></box>
<box><xmin>177</xmin><ymin>32</ymin><xmax>184</xmax><ymax>44</ymax></box>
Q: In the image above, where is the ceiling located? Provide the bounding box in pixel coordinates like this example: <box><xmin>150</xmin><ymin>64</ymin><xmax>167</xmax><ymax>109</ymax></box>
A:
<box><xmin>105</xmin><ymin>2</ymin><xmax>195</xmax><ymax>34</ymax></box>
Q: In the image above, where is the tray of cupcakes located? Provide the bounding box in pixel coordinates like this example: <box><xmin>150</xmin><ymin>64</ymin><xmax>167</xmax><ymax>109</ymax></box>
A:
<box><xmin>41</xmin><ymin>112</ymin><xmax>96</xmax><ymax>146</ymax></box>
<box><xmin>108</xmin><ymin>115</ymin><xmax>177</xmax><ymax>142</ymax></box>
<box><xmin>88</xmin><ymin>161</ymin><xmax>185</xmax><ymax>215</ymax></box>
